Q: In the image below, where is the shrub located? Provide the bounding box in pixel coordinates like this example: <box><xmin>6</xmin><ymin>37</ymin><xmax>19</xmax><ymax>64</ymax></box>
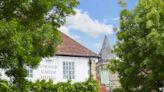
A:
<box><xmin>0</xmin><ymin>80</ymin><xmax>12</xmax><ymax>92</ymax></box>
<box><xmin>30</xmin><ymin>79</ymin><xmax>99</xmax><ymax>92</ymax></box>
<box><xmin>0</xmin><ymin>79</ymin><xmax>99</xmax><ymax>92</ymax></box>
<box><xmin>112</xmin><ymin>87</ymin><xmax>125</xmax><ymax>92</ymax></box>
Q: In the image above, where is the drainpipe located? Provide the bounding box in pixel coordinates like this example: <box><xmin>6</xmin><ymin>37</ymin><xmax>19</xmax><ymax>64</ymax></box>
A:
<box><xmin>89</xmin><ymin>58</ymin><xmax>92</xmax><ymax>80</ymax></box>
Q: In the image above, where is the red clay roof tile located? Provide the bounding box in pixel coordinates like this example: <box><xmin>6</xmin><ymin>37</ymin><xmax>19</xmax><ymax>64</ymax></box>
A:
<box><xmin>56</xmin><ymin>33</ymin><xmax>99</xmax><ymax>57</ymax></box>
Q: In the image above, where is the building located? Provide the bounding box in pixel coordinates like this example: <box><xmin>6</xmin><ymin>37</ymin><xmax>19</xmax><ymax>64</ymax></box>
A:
<box><xmin>96</xmin><ymin>35</ymin><xmax>120</xmax><ymax>92</ymax></box>
<box><xmin>0</xmin><ymin>33</ymin><xmax>99</xmax><ymax>83</ymax></box>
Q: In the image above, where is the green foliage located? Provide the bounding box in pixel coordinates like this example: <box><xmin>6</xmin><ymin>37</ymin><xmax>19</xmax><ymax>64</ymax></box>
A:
<box><xmin>112</xmin><ymin>87</ymin><xmax>125</xmax><ymax>92</ymax></box>
<box><xmin>0</xmin><ymin>0</ymin><xmax>78</xmax><ymax>91</ymax></box>
<box><xmin>109</xmin><ymin>0</ymin><xmax>164</xmax><ymax>92</ymax></box>
<box><xmin>29</xmin><ymin>80</ymin><xmax>54</xmax><ymax>92</ymax></box>
<box><xmin>118</xmin><ymin>0</ymin><xmax>126</xmax><ymax>8</ymax></box>
<box><xmin>0</xmin><ymin>79</ymin><xmax>99</xmax><ymax>92</ymax></box>
<box><xmin>29</xmin><ymin>79</ymin><xmax>99</xmax><ymax>92</ymax></box>
<box><xmin>0</xmin><ymin>80</ymin><xmax>12</xmax><ymax>92</ymax></box>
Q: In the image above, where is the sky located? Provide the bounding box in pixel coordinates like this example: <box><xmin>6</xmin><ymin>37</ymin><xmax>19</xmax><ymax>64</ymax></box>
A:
<box><xmin>60</xmin><ymin>0</ymin><xmax>138</xmax><ymax>53</ymax></box>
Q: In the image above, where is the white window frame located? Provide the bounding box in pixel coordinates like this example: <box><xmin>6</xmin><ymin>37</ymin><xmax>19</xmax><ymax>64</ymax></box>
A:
<box><xmin>27</xmin><ymin>67</ymin><xmax>33</xmax><ymax>78</ymax></box>
<box><xmin>63</xmin><ymin>62</ymin><xmax>75</xmax><ymax>80</ymax></box>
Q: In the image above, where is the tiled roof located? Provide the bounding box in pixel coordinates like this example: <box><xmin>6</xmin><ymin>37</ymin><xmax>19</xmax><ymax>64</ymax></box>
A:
<box><xmin>56</xmin><ymin>33</ymin><xmax>99</xmax><ymax>57</ymax></box>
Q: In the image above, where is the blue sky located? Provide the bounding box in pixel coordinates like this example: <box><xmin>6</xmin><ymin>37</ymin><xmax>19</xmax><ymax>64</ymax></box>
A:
<box><xmin>60</xmin><ymin>0</ymin><xmax>138</xmax><ymax>53</ymax></box>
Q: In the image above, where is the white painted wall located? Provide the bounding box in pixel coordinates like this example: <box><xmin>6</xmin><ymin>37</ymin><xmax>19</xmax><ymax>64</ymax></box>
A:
<box><xmin>27</xmin><ymin>56</ymin><xmax>97</xmax><ymax>83</ymax></box>
<box><xmin>0</xmin><ymin>68</ymin><xmax>10</xmax><ymax>81</ymax></box>
<box><xmin>0</xmin><ymin>56</ymin><xmax>97</xmax><ymax>83</ymax></box>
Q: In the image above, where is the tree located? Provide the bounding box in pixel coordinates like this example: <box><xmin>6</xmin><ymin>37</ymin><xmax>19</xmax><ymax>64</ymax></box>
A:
<box><xmin>0</xmin><ymin>0</ymin><xmax>78</xmax><ymax>91</ymax></box>
<box><xmin>109</xmin><ymin>0</ymin><xmax>164</xmax><ymax>91</ymax></box>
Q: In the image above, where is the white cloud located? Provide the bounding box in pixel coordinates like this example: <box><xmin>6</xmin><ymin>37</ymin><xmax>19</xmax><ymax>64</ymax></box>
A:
<box><xmin>59</xmin><ymin>26</ymin><xmax>81</xmax><ymax>43</ymax></box>
<box><xmin>61</xmin><ymin>9</ymin><xmax>114</xmax><ymax>38</ymax></box>
<box><xmin>93</xmin><ymin>43</ymin><xmax>102</xmax><ymax>50</ymax></box>
<box><xmin>59</xmin><ymin>26</ymin><xmax>70</xmax><ymax>36</ymax></box>
<box><xmin>102</xmin><ymin>18</ymin><xmax>109</xmax><ymax>24</ymax></box>
<box><xmin>110</xmin><ymin>17</ymin><xmax>119</xmax><ymax>21</ymax></box>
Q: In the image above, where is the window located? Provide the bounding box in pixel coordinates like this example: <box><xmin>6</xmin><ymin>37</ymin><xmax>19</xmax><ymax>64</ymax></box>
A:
<box><xmin>27</xmin><ymin>68</ymin><xmax>33</xmax><ymax>78</ymax></box>
<box><xmin>63</xmin><ymin>62</ymin><xmax>75</xmax><ymax>79</ymax></box>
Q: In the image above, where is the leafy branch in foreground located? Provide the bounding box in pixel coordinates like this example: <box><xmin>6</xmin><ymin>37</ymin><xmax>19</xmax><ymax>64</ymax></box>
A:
<box><xmin>0</xmin><ymin>0</ymin><xmax>78</xmax><ymax>91</ymax></box>
<box><xmin>109</xmin><ymin>0</ymin><xmax>164</xmax><ymax>91</ymax></box>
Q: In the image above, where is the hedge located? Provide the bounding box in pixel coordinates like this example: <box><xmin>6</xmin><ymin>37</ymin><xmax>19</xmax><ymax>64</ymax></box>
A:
<box><xmin>0</xmin><ymin>79</ymin><xmax>99</xmax><ymax>92</ymax></box>
<box><xmin>30</xmin><ymin>79</ymin><xmax>99</xmax><ymax>92</ymax></box>
<box><xmin>0</xmin><ymin>80</ymin><xmax>12</xmax><ymax>92</ymax></box>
